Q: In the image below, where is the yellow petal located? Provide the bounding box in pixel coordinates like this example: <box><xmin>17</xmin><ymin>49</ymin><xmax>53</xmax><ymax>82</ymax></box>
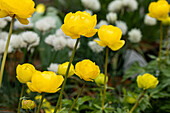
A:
<box><xmin>84</xmin><ymin>29</ymin><xmax>98</xmax><ymax>37</ymax></box>
<box><xmin>94</xmin><ymin>40</ymin><xmax>107</xmax><ymax>47</ymax></box>
<box><xmin>16</xmin><ymin>17</ymin><xmax>29</xmax><ymax>25</ymax></box>
<box><xmin>108</xmin><ymin>40</ymin><xmax>125</xmax><ymax>51</ymax></box>
<box><xmin>0</xmin><ymin>10</ymin><xmax>8</xmax><ymax>18</ymax></box>
<box><xmin>27</xmin><ymin>82</ymin><xmax>41</xmax><ymax>93</ymax></box>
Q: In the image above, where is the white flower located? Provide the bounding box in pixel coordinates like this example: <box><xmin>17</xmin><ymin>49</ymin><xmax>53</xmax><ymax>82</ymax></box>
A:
<box><xmin>10</xmin><ymin>34</ymin><xmax>27</xmax><ymax>49</ymax></box>
<box><xmin>67</xmin><ymin>39</ymin><xmax>80</xmax><ymax>49</ymax></box>
<box><xmin>47</xmin><ymin>63</ymin><xmax>59</xmax><ymax>72</ymax></box>
<box><xmin>128</xmin><ymin>28</ymin><xmax>142</xmax><ymax>43</ymax></box>
<box><xmin>108</xmin><ymin>0</ymin><xmax>123</xmax><ymax>12</ymax></box>
<box><xmin>35</xmin><ymin>17</ymin><xmax>56</xmax><ymax>32</ymax></box>
<box><xmin>144</xmin><ymin>14</ymin><xmax>157</xmax><ymax>26</ymax></box>
<box><xmin>115</xmin><ymin>20</ymin><xmax>128</xmax><ymax>35</ymax></box>
<box><xmin>0</xmin><ymin>31</ymin><xmax>8</xmax><ymax>40</ymax></box>
<box><xmin>0</xmin><ymin>19</ymin><xmax>7</xmax><ymax>29</ymax></box>
<box><xmin>84</xmin><ymin>9</ymin><xmax>93</xmax><ymax>15</ymax></box>
<box><xmin>123</xmin><ymin>0</ymin><xmax>138</xmax><ymax>11</ymax></box>
<box><xmin>56</xmin><ymin>28</ymin><xmax>66</xmax><ymax>37</ymax></box>
<box><xmin>45</xmin><ymin>34</ymin><xmax>56</xmax><ymax>46</ymax></box>
<box><xmin>0</xmin><ymin>39</ymin><xmax>13</xmax><ymax>54</ymax></box>
<box><xmin>106</xmin><ymin>12</ymin><xmax>117</xmax><ymax>24</ymax></box>
<box><xmin>88</xmin><ymin>38</ymin><xmax>104</xmax><ymax>53</ymax></box>
<box><xmin>52</xmin><ymin>37</ymin><xmax>67</xmax><ymax>51</ymax></box>
<box><xmin>14</xmin><ymin>18</ymin><xmax>33</xmax><ymax>29</ymax></box>
<box><xmin>20</xmin><ymin>31</ymin><xmax>40</xmax><ymax>50</ymax></box>
<box><xmin>96</xmin><ymin>20</ymin><xmax>108</xmax><ymax>29</ymax></box>
<box><xmin>3</xmin><ymin>17</ymin><xmax>11</xmax><ymax>21</ymax></box>
<box><xmin>81</xmin><ymin>0</ymin><xmax>101</xmax><ymax>11</ymax></box>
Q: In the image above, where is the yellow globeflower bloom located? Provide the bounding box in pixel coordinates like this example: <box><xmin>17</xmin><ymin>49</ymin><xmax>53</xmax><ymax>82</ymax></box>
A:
<box><xmin>0</xmin><ymin>0</ymin><xmax>35</xmax><ymax>24</ymax></box>
<box><xmin>27</xmin><ymin>71</ymin><xmax>64</xmax><ymax>93</ymax></box>
<box><xmin>61</xmin><ymin>11</ymin><xmax>98</xmax><ymax>39</ymax></box>
<box><xmin>16</xmin><ymin>63</ymin><xmax>36</xmax><ymax>83</ymax></box>
<box><xmin>75</xmin><ymin>59</ymin><xmax>100</xmax><ymax>82</ymax></box>
<box><xmin>137</xmin><ymin>73</ymin><xmax>159</xmax><ymax>90</ymax></box>
<box><xmin>148</xmin><ymin>0</ymin><xmax>170</xmax><ymax>20</ymax></box>
<box><xmin>94</xmin><ymin>73</ymin><xmax>108</xmax><ymax>86</ymax></box>
<box><xmin>36</xmin><ymin>4</ymin><xmax>45</xmax><ymax>14</ymax></box>
<box><xmin>22</xmin><ymin>100</ymin><xmax>36</xmax><ymax>109</ymax></box>
<box><xmin>57</xmin><ymin>62</ymin><xmax>74</xmax><ymax>77</ymax></box>
<box><xmin>95</xmin><ymin>25</ymin><xmax>125</xmax><ymax>51</ymax></box>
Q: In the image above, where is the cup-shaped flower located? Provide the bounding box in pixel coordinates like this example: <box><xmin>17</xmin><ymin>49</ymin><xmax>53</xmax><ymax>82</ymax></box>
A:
<box><xmin>161</xmin><ymin>16</ymin><xmax>170</xmax><ymax>26</ymax></box>
<box><xmin>148</xmin><ymin>0</ymin><xmax>170</xmax><ymax>20</ymax></box>
<box><xmin>94</xmin><ymin>73</ymin><xmax>108</xmax><ymax>86</ymax></box>
<box><xmin>137</xmin><ymin>73</ymin><xmax>159</xmax><ymax>90</ymax></box>
<box><xmin>0</xmin><ymin>0</ymin><xmax>35</xmax><ymax>24</ymax></box>
<box><xmin>95</xmin><ymin>25</ymin><xmax>125</xmax><ymax>51</ymax></box>
<box><xmin>27</xmin><ymin>71</ymin><xmax>64</xmax><ymax>93</ymax></box>
<box><xmin>61</xmin><ymin>11</ymin><xmax>98</xmax><ymax>39</ymax></box>
<box><xmin>16</xmin><ymin>63</ymin><xmax>36</xmax><ymax>83</ymax></box>
<box><xmin>57</xmin><ymin>62</ymin><xmax>75</xmax><ymax>77</ymax></box>
<box><xmin>22</xmin><ymin>100</ymin><xmax>36</xmax><ymax>109</ymax></box>
<box><xmin>75</xmin><ymin>59</ymin><xmax>100</xmax><ymax>81</ymax></box>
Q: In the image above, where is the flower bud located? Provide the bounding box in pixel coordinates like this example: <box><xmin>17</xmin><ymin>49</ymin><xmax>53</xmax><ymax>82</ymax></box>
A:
<box><xmin>57</xmin><ymin>62</ymin><xmax>74</xmax><ymax>77</ymax></box>
<box><xmin>36</xmin><ymin>4</ymin><xmax>45</xmax><ymax>14</ymax></box>
<box><xmin>22</xmin><ymin>100</ymin><xmax>36</xmax><ymax>109</ymax></box>
<box><xmin>94</xmin><ymin>73</ymin><xmax>108</xmax><ymax>86</ymax></box>
<box><xmin>126</xmin><ymin>96</ymin><xmax>136</xmax><ymax>104</ymax></box>
<box><xmin>16</xmin><ymin>63</ymin><xmax>36</xmax><ymax>83</ymax></box>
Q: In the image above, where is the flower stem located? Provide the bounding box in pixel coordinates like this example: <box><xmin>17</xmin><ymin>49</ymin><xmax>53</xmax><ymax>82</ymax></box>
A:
<box><xmin>36</xmin><ymin>93</ymin><xmax>45</xmax><ymax>113</ymax></box>
<box><xmin>102</xmin><ymin>47</ymin><xmax>109</xmax><ymax>112</ymax></box>
<box><xmin>165</xmin><ymin>26</ymin><xmax>169</xmax><ymax>64</ymax></box>
<box><xmin>17</xmin><ymin>84</ymin><xmax>25</xmax><ymax>113</ymax></box>
<box><xmin>158</xmin><ymin>22</ymin><xmax>163</xmax><ymax>70</ymax></box>
<box><xmin>54</xmin><ymin>38</ymin><xmax>80</xmax><ymax>113</ymax></box>
<box><xmin>130</xmin><ymin>90</ymin><xmax>146</xmax><ymax>113</ymax></box>
<box><xmin>0</xmin><ymin>15</ymin><xmax>15</xmax><ymax>88</ymax></box>
<box><xmin>69</xmin><ymin>83</ymin><xmax>86</xmax><ymax>113</ymax></box>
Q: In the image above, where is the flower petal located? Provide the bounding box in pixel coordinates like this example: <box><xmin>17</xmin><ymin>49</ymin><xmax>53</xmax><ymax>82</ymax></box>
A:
<box><xmin>94</xmin><ymin>40</ymin><xmax>107</xmax><ymax>47</ymax></box>
<box><xmin>108</xmin><ymin>40</ymin><xmax>125</xmax><ymax>51</ymax></box>
<box><xmin>84</xmin><ymin>29</ymin><xmax>98</xmax><ymax>37</ymax></box>
<box><xmin>16</xmin><ymin>17</ymin><xmax>29</xmax><ymax>25</ymax></box>
<box><xmin>0</xmin><ymin>10</ymin><xmax>8</xmax><ymax>18</ymax></box>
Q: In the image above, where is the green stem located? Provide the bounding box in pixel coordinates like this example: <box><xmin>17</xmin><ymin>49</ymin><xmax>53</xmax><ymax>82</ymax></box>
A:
<box><xmin>17</xmin><ymin>84</ymin><xmax>25</xmax><ymax>113</ymax></box>
<box><xmin>36</xmin><ymin>93</ymin><xmax>45</xmax><ymax>113</ymax></box>
<box><xmin>165</xmin><ymin>26</ymin><xmax>169</xmax><ymax>64</ymax></box>
<box><xmin>54</xmin><ymin>38</ymin><xmax>80</xmax><ymax>113</ymax></box>
<box><xmin>0</xmin><ymin>15</ymin><xmax>15</xmax><ymax>88</ymax></box>
<box><xmin>158</xmin><ymin>22</ymin><xmax>163</xmax><ymax>70</ymax></box>
<box><xmin>130</xmin><ymin>90</ymin><xmax>146</xmax><ymax>113</ymax></box>
<box><xmin>69</xmin><ymin>83</ymin><xmax>86</xmax><ymax>113</ymax></box>
<box><xmin>102</xmin><ymin>47</ymin><xmax>109</xmax><ymax>112</ymax></box>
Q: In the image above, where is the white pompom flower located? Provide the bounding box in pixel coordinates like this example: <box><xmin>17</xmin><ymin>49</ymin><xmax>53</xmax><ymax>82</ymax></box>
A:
<box><xmin>35</xmin><ymin>17</ymin><xmax>57</xmax><ymax>32</ymax></box>
<box><xmin>106</xmin><ymin>12</ymin><xmax>117</xmax><ymax>24</ymax></box>
<box><xmin>115</xmin><ymin>20</ymin><xmax>128</xmax><ymax>35</ymax></box>
<box><xmin>123</xmin><ymin>0</ymin><xmax>138</xmax><ymax>11</ymax></box>
<box><xmin>128</xmin><ymin>28</ymin><xmax>142</xmax><ymax>43</ymax></box>
<box><xmin>52</xmin><ymin>37</ymin><xmax>67</xmax><ymax>51</ymax></box>
<box><xmin>47</xmin><ymin>63</ymin><xmax>59</xmax><ymax>72</ymax></box>
<box><xmin>81</xmin><ymin>0</ymin><xmax>101</xmax><ymax>11</ymax></box>
<box><xmin>0</xmin><ymin>18</ymin><xmax>8</xmax><ymax>29</ymax></box>
<box><xmin>144</xmin><ymin>14</ymin><xmax>157</xmax><ymax>26</ymax></box>
<box><xmin>88</xmin><ymin>38</ymin><xmax>104</xmax><ymax>53</ymax></box>
<box><xmin>108</xmin><ymin>0</ymin><xmax>123</xmax><ymax>12</ymax></box>
<box><xmin>67</xmin><ymin>39</ymin><xmax>80</xmax><ymax>50</ymax></box>
<box><xmin>10</xmin><ymin>34</ymin><xmax>27</xmax><ymax>49</ymax></box>
<box><xmin>20</xmin><ymin>31</ymin><xmax>40</xmax><ymax>50</ymax></box>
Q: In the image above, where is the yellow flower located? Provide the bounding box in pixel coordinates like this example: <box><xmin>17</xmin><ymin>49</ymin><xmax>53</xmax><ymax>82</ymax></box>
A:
<box><xmin>36</xmin><ymin>4</ymin><xmax>45</xmax><ymax>14</ymax></box>
<box><xmin>0</xmin><ymin>0</ymin><xmax>35</xmax><ymax>24</ymax></box>
<box><xmin>16</xmin><ymin>63</ymin><xmax>36</xmax><ymax>83</ymax></box>
<box><xmin>57</xmin><ymin>62</ymin><xmax>74</xmax><ymax>77</ymax></box>
<box><xmin>95</xmin><ymin>25</ymin><xmax>125</xmax><ymax>51</ymax></box>
<box><xmin>75</xmin><ymin>59</ymin><xmax>100</xmax><ymax>81</ymax></box>
<box><xmin>94</xmin><ymin>73</ymin><xmax>108</xmax><ymax>86</ymax></box>
<box><xmin>22</xmin><ymin>100</ymin><xmax>36</xmax><ymax>109</ymax></box>
<box><xmin>137</xmin><ymin>73</ymin><xmax>159</xmax><ymax>90</ymax></box>
<box><xmin>161</xmin><ymin>16</ymin><xmax>170</xmax><ymax>26</ymax></box>
<box><xmin>148</xmin><ymin>0</ymin><xmax>170</xmax><ymax>20</ymax></box>
<box><xmin>61</xmin><ymin>11</ymin><xmax>97</xmax><ymax>39</ymax></box>
<box><xmin>27</xmin><ymin>71</ymin><xmax>64</xmax><ymax>93</ymax></box>
<box><xmin>35</xmin><ymin>95</ymin><xmax>47</xmax><ymax>102</ymax></box>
